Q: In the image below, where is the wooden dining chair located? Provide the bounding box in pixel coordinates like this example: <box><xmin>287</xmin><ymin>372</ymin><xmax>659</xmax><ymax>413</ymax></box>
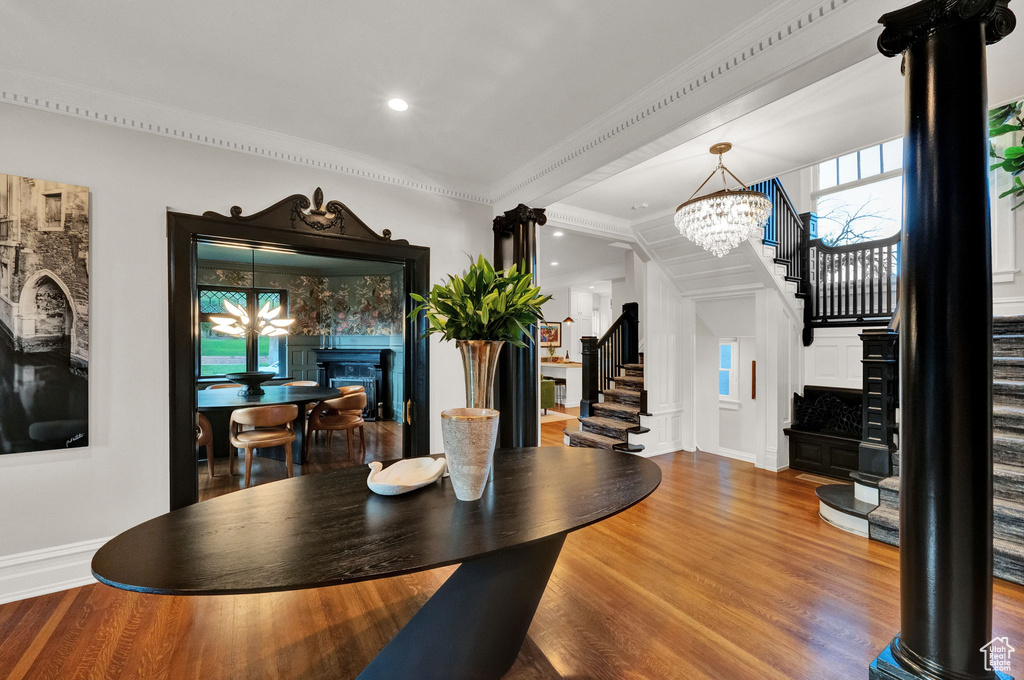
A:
<box><xmin>305</xmin><ymin>392</ymin><xmax>366</xmax><ymax>463</ymax></box>
<box><xmin>206</xmin><ymin>383</ymin><xmax>238</xmax><ymax>390</ymax></box>
<box><xmin>229</xmin><ymin>404</ymin><xmax>298</xmax><ymax>487</ymax></box>
<box><xmin>197</xmin><ymin>412</ymin><xmax>216</xmax><ymax>477</ymax></box>
<box><xmin>283</xmin><ymin>381</ymin><xmax>318</xmax><ymax>387</ymax></box>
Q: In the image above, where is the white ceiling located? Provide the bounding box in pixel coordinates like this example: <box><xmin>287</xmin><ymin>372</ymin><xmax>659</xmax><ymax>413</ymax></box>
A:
<box><xmin>558</xmin><ymin>36</ymin><xmax>1024</xmax><ymax>221</ymax></box>
<box><xmin>537</xmin><ymin>227</ymin><xmax>626</xmax><ymax>284</ymax></box>
<box><xmin>0</xmin><ymin>0</ymin><xmax>768</xmax><ymax>186</ymax></box>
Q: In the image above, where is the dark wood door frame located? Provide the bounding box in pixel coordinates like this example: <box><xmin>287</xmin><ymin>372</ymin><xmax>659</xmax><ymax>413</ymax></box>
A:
<box><xmin>168</xmin><ymin>189</ymin><xmax>430</xmax><ymax>510</ymax></box>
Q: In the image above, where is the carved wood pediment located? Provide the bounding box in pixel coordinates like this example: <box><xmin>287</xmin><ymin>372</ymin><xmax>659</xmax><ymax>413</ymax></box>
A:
<box><xmin>203</xmin><ymin>188</ymin><xmax>408</xmax><ymax>245</ymax></box>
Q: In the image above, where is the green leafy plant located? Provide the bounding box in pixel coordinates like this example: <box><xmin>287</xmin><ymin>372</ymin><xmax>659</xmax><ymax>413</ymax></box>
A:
<box><xmin>408</xmin><ymin>255</ymin><xmax>551</xmax><ymax>347</ymax></box>
<box><xmin>990</xmin><ymin>101</ymin><xmax>1024</xmax><ymax>209</ymax></box>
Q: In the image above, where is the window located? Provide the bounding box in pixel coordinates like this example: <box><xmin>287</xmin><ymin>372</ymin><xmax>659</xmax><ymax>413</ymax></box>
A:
<box><xmin>719</xmin><ymin>340</ymin><xmax>739</xmax><ymax>403</ymax></box>
<box><xmin>813</xmin><ymin>139</ymin><xmax>903</xmax><ymax>246</ymax></box>
<box><xmin>43</xmin><ymin>193</ymin><xmax>62</xmax><ymax>231</ymax></box>
<box><xmin>198</xmin><ymin>286</ymin><xmax>288</xmax><ymax>378</ymax></box>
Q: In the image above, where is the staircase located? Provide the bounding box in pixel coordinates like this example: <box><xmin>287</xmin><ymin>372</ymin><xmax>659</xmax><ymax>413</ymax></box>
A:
<box><xmin>565</xmin><ymin>356</ymin><xmax>649</xmax><ymax>452</ymax></box>
<box><xmin>868</xmin><ymin>315</ymin><xmax>1024</xmax><ymax>585</ymax></box>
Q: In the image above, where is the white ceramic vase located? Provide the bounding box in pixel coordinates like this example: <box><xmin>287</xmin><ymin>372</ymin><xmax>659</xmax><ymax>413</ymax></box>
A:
<box><xmin>441</xmin><ymin>408</ymin><xmax>499</xmax><ymax>501</ymax></box>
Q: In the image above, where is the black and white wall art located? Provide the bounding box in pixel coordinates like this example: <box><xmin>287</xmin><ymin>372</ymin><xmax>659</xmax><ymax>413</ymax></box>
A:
<box><xmin>0</xmin><ymin>173</ymin><xmax>89</xmax><ymax>454</ymax></box>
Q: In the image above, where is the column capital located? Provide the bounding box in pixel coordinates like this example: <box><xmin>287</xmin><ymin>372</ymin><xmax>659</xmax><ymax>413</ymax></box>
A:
<box><xmin>878</xmin><ymin>0</ymin><xmax>1015</xmax><ymax>57</ymax></box>
<box><xmin>492</xmin><ymin>204</ymin><xmax>547</xmax><ymax>234</ymax></box>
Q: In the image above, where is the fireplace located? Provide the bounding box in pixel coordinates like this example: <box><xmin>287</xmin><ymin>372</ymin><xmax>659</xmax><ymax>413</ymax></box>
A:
<box><xmin>314</xmin><ymin>348</ymin><xmax>394</xmax><ymax>421</ymax></box>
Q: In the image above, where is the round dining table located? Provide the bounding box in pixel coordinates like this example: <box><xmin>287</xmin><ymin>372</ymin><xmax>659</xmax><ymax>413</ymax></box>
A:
<box><xmin>197</xmin><ymin>385</ymin><xmax>340</xmax><ymax>465</ymax></box>
<box><xmin>92</xmin><ymin>446</ymin><xmax>661</xmax><ymax>680</ymax></box>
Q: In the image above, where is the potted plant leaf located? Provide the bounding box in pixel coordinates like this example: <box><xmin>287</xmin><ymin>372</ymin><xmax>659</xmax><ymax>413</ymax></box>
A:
<box><xmin>408</xmin><ymin>255</ymin><xmax>550</xmax><ymax>500</ymax></box>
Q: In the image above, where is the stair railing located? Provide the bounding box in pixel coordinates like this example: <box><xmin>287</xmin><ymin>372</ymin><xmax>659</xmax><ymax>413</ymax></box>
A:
<box><xmin>580</xmin><ymin>302</ymin><xmax>639</xmax><ymax>418</ymax></box>
<box><xmin>749</xmin><ymin>177</ymin><xmax>805</xmax><ymax>283</ymax></box>
<box><xmin>807</xmin><ymin>232</ymin><xmax>901</xmax><ymax>327</ymax></box>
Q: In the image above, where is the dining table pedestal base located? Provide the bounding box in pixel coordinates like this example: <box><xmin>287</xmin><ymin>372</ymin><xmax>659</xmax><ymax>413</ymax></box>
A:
<box><xmin>356</xmin><ymin>532</ymin><xmax>567</xmax><ymax>680</ymax></box>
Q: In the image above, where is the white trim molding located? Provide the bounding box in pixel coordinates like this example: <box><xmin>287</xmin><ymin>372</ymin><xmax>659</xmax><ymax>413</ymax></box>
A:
<box><xmin>713</xmin><ymin>446</ymin><xmax>758</xmax><ymax>464</ymax></box>
<box><xmin>0</xmin><ymin>68</ymin><xmax>491</xmax><ymax>205</ymax></box>
<box><xmin>0</xmin><ymin>537</ymin><xmax>109</xmax><ymax>604</ymax></box>
<box><xmin>542</xmin><ymin>202</ymin><xmax>635</xmax><ymax>240</ymax></box>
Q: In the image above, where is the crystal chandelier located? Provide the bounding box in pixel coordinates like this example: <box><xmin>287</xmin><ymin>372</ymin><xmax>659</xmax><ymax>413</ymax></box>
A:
<box><xmin>209</xmin><ymin>248</ymin><xmax>295</xmax><ymax>337</ymax></box>
<box><xmin>674</xmin><ymin>143</ymin><xmax>772</xmax><ymax>258</ymax></box>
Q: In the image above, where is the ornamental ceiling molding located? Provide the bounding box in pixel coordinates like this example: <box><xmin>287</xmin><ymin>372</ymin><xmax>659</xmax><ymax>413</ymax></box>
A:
<box><xmin>0</xmin><ymin>68</ymin><xmax>491</xmax><ymax>205</ymax></box>
<box><xmin>487</xmin><ymin>0</ymin><xmax>882</xmax><ymax>205</ymax></box>
<box><xmin>543</xmin><ymin>203</ymin><xmax>635</xmax><ymax>240</ymax></box>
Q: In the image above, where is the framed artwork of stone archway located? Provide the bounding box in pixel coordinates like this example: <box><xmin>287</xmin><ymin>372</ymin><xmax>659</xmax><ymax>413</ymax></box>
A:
<box><xmin>0</xmin><ymin>173</ymin><xmax>90</xmax><ymax>454</ymax></box>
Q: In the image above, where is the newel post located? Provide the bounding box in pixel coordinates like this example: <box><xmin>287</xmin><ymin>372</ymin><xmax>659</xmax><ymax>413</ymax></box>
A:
<box><xmin>621</xmin><ymin>302</ymin><xmax>640</xmax><ymax>366</ymax></box>
<box><xmin>870</xmin><ymin>1</ymin><xmax>1015</xmax><ymax>679</ymax></box>
<box><xmin>492</xmin><ymin>204</ymin><xmax>545</xmax><ymax>448</ymax></box>
<box><xmin>580</xmin><ymin>336</ymin><xmax>599</xmax><ymax>418</ymax></box>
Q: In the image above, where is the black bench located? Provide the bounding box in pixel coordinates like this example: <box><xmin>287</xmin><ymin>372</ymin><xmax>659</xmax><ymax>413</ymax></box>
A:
<box><xmin>783</xmin><ymin>385</ymin><xmax>863</xmax><ymax>480</ymax></box>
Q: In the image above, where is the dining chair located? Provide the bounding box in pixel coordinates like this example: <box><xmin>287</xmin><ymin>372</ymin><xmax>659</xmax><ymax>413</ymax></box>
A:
<box><xmin>229</xmin><ymin>404</ymin><xmax>299</xmax><ymax>487</ymax></box>
<box><xmin>283</xmin><ymin>381</ymin><xmax>318</xmax><ymax>386</ymax></box>
<box><xmin>197</xmin><ymin>412</ymin><xmax>216</xmax><ymax>477</ymax></box>
<box><xmin>206</xmin><ymin>383</ymin><xmax>239</xmax><ymax>390</ymax></box>
<box><xmin>305</xmin><ymin>392</ymin><xmax>367</xmax><ymax>463</ymax></box>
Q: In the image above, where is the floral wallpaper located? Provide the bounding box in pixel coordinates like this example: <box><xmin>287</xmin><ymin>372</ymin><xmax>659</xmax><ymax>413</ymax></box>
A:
<box><xmin>197</xmin><ymin>267</ymin><xmax>404</xmax><ymax>336</ymax></box>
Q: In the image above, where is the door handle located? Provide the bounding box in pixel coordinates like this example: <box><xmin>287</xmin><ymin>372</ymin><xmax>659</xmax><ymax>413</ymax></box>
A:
<box><xmin>404</xmin><ymin>399</ymin><xmax>412</xmax><ymax>425</ymax></box>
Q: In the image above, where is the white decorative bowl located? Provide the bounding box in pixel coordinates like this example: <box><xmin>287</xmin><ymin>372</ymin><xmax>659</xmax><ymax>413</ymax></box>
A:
<box><xmin>366</xmin><ymin>457</ymin><xmax>447</xmax><ymax>496</ymax></box>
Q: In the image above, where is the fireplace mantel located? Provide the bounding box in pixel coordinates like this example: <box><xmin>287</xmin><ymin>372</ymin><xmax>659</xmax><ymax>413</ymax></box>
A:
<box><xmin>314</xmin><ymin>348</ymin><xmax>394</xmax><ymax>421</ymax></box>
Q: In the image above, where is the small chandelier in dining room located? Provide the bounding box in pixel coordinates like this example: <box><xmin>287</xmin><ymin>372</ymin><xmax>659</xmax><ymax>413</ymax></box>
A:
<box><xmin>674</xmin><ymin>143</ymin><xmax>772</xmax><ymax>258</ymax></box>
<box><xmin>209</xmin><ymin>249</ymin><xmax>296</xmax><ymax>337</ymax></box>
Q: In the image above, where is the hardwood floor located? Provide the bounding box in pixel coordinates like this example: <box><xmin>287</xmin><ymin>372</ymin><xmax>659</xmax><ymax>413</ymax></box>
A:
<box><xmin>198</xmin><ymin>419</ymin><xmax>403</xmax><ymax>502</ymax></box>
<box><xmin>5</xmin><ymin>440</ymin><xmax>1024</xmax><ymax>679</ymax></box>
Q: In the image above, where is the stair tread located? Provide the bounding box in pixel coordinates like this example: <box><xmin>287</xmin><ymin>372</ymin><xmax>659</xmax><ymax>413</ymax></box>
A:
<box><xmin>849</xmin><ymin>471</ymin><xmax>884</xmax><ymax>488</ymax></box>
<box><xmin>580</xmin><ymin>416</ymin><xmax>634</xmax><ymax>433</ymax></box>
<box><xmin>566</xmin><ymin>429</ymin><xmax>625</xmax><ymax>450</ymax></box>
<box><xmin>604</xmin><ymin>387</ymin><xmax>642</xmax><ymax>398</ymax></box>
<box><xmin>592</xmin><ymin>402</ymin><xmax>641</xmax><ymax>417</ymax></box>
<box><xmin>621</xmin><ymin>363</ymin><xmax>644</xmax><ymax>370</ymax></box>
<box><xmin>816</xmin><ymin>484</ymin><xmax>877</xmax><ymax>519</ymax></box>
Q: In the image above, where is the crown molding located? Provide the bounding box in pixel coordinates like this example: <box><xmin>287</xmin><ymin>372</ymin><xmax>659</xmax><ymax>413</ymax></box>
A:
<box><xmin>543</xmin><ymin>202</ymin><xmax>635</xmax><ymax>240</ymax></box>
<box><xmin>489</xmin><ymin>0</ymin><xmax>892</xmax><ymax>207</ymax></box>
<box><xmin>0</xmin><ymin>67</ymin><xmax>492</xmax><ymax>205</ymax></box>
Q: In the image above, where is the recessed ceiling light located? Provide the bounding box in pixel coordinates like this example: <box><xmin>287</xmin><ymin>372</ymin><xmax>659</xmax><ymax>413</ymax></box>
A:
<box><xmin>589</xmin><ymin>286</ymin><xmax>594</xmax><ymax>289</ymax></box>
<box><xmin>551</xmin><ymin>262</ymin><xmax>559</xmax><ymax>266</ymax></box>
<box><xmin>553</xmin><ymin>231</ymin><xmax>564</xmax><ymax>237</ymax></box>
<box><xmin>387</xmin><ymin>98</ymin><xmax>409</xmax><ymax>112</ymax></box>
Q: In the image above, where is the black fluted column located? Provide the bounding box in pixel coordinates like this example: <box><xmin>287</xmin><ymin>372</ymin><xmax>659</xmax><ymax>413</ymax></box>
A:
<box><xmin>492</xmin><ymin>204</ymin><xmax>545</xmax><ymax>448</ymax></box>
<box><xmin>870</xmin><ymin>2</ymin><xmax>1015</xmax><ymax>679</ymax></box>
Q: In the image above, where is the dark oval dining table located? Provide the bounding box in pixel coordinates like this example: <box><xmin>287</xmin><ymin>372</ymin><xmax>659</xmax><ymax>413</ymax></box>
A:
<box><xmin>92</xmin><ymin>446</ymin><xmax>661</xmax><ymax>680</ymax></box>
<box><xmin>197</xmin><ymin>385</ymin><xmax>340</xmax><ymax>465</ymax></box>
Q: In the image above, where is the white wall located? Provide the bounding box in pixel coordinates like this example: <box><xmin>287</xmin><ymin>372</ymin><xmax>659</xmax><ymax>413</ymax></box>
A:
<box><xmin>803</xmin><ymin>326</ymin><xmax>866</xmax><ymax>390</ymax></box>
<box><xmin>0</xmin><ymin>102</ymin><xmax>493</xmax><ymax>602</ymax></box>
<box><xmin>693</xmin><ymin>316</ymin><xmax>719</xmax><ymax>455</ymax></box>
<box><xmin>719</xmin><ymin>336</ymin><xmax>758</xmax><ymax>459</ymax></box>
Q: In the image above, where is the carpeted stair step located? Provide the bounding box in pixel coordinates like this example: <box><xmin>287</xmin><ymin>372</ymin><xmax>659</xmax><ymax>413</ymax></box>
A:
<box><xmin>994</xmin><ymin>334</ymin><xmax>1024</xmax><ymax>357</ymax></box>
<box><xmin>622</xmin><ymin>364</ymin><xmax>644</xmax><ymax>377</ymax></box>
<box><xmin>995</xmin><ymin>462</ymin><xmax>1024</xmax><ymax>503</ymax></box>
<box><xmin>994</xmin><ymin>315</ymin><xmax>1024</xmax><ymax>335</ymax></box>
<box><xmin>995</xmin><ymin>497</ymin><xmax>1024</xmax><ymax>543</ymax></box>
<box><xmin>995</xmin><ymin>357</ymin><xmax>1024</xmax><ymax>380</ymax></box>
<box><xmin>996</xmin><ymin>539</ymin><xmax>1024</xmax><ymax>585</ymax></box>
<box><xmin>994</xmin><ymin>380</ymin><xmax>1024</xmax><ymax>409</ymax></box>
<box><xmin>612</xmin><ymin>375</ymin><xmax>644</xmax><ymax>390</ymax></box>
<box><xmin>995</xmin><ymin>434</ymin><xmax>1024</xmax><ymax>467</ymax></box>
<box><xmin>591</xmin><ymin>401</ymin><xmax>642</xmax><ymax>424</ymax></box>
<box><xmin>878</xmin><ymin>476</ymin><xmax>900</xmax><ymax>507</ymax></box>
<box><xmin>995</xmin><ymin>405</ymin><xmax>1024</xmax><ymax>437</ymax></box>
<box><xmin>580</xmin><ymin>416</ymin><xmax>649</xmax><ymax>440</ymax></box>
<box><xmin>867</xmin><ymin>503</ymin><xmax>899</xmax><ymax>546</ymax></box>
<box><xmin>604</xmin><ymin>388</ymin><xmax>641</xmax><ymax>407</ymax></box>
<box><xmin>566</xmin><ymin>429</ymin><xmax>624</xmax><ymax>450</ymax></box>
<box><xmin>581</xmin><ymin>416</ymin><xmax>633</xmax><ymax>439</ymax></box>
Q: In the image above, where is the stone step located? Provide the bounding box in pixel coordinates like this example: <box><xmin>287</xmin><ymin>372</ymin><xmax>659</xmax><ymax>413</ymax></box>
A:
<box><xmin>612</xmin><ymin>375</ymin><xmax>644</xmax><ymax>390</ymax></box>
<box><xmin>995</xmin><ymin>435</ymin><xmax>1024</xmax><ymax>467</ymax></box>
<box><xmin>995</xmin><ymin>462</ymin><xmax>1024</xmax><ymax>503</ymax></box>
<box><xmin>566</xmin><ymin>429</ymin><xmax>623</xmax><ymax>450</ymax></box>
<box><xmin>994</xmin><ymin>315</ymin><xmax>1024</xmax><ymax>336</ymax></box>
<box><xmin>994</xmin><ymin>357</ymin><xmax>1024</xmax><ymax>380</ymax></box>
<box><xmin>994</xmin><ymin>380</ymin><xmax>1024</xmax><ymax>409</ymax></box>
<box><xmin>604</xmin><ymin>388</ymin><xmax>641</xmax><ymax>407</ymax></box>
<box><xmin>994</xmin><ymin>334</ymin><xmax>1024</xmax><ymax>357</ymax></box>
<box><xmin>581</xmin><ymin>416</ymin><xmax>633</xmax><ymax>440</ymax></box>
<box><xmin>591</xmin><ymin>401</ymin><xmax>641</xmax><ymax>424</ymax></box>
<box><xmin>995</xmin><ymin>405</ymin><xmax>1024</xmax><ymax>437</ymax></box>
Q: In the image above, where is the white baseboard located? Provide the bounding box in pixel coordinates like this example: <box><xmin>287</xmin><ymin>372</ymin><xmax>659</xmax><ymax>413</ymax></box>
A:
<box><xmin>994</xmin><ymin>296</ymin><xmax>1024</xmax><ymax>316</ymax></box>
<box><xmin>0</xmin><ymin>537</ymin><xmax>108</xmax><ymax>604</ymax></box>
<box><xmin>711</xmin><ymin>446</ymin><xmax>757</xmax><ymax>464</ymax></box>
